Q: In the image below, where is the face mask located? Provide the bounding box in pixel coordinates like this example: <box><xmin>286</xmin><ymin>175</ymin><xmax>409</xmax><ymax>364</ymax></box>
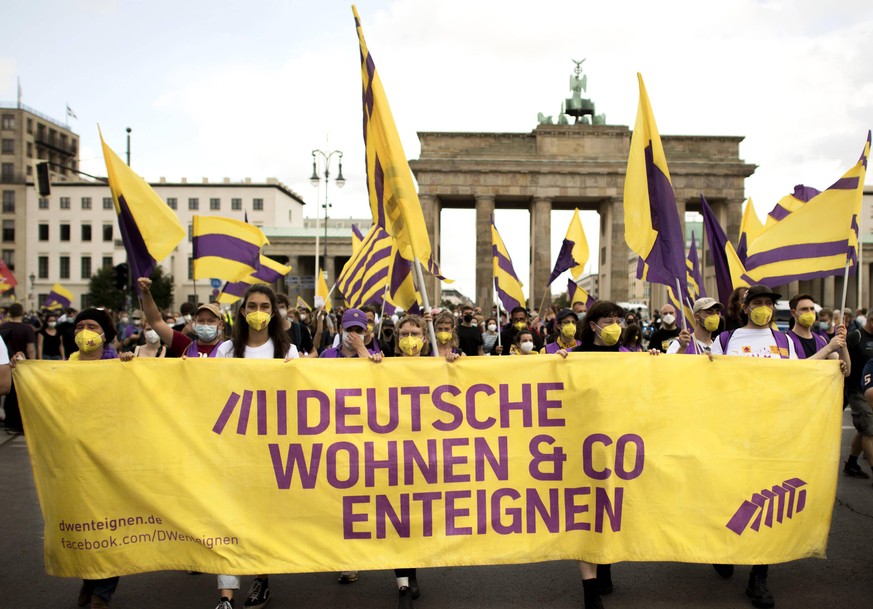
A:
<box><xmin>342</xmin><ymin>331</ymin><xmax>358</xmax><ymax>350</ymax></box>
<box><xmin>47</xmin><ymin>321</ymin><xmax>57</xmax><ymax>329</ymax></box>
<box><xmin>133</xmin><ymin>319</ymin><xmax>141</xmax><ymax>326</ymax></box>
<box><xmin>819</xmin><ymin>321</ymin><xmax>831</xmax><ymax>331</ymax></box>
<box><xmin>367</xmin><ymin>322</ymin><xmax>374</xmax><ymax>334</ymax></box>
<box><xmin>797</xmin><ymin>311</ymin><xmax>816</xmax><ymax>328</ymax></box>
<box><xmin>701</xmin><ymin>314</ymin><xmax>720</xmax><ymax>332</ymax></box>
<box><xmin>561</xmin><ymin>323</ymin><xmax>577</xmax><ymax>339</ymax></box>
<box><xmin>245</xmin><ymin>311</ymin><xmax>271</xmax><ymax>332</ymax></box>
<box><xmin>661</xmin><ymin>314</ymin><xmax>676</xmax><ymax>326</ymax></box>
<box><xmin>513</xmin><ymin>321</ymin><xmax>526</xmax><ymax>331</ymax></box>
<box><xmin>463</xmin><ymin>314</ymin><xmax>474</xmax><ymax>323</ymax></box>
<box><xmin>520</xmin><ymin>341</ymin><xmax>534</xmax><ymax>354</ymax></box>
<box><xmin>278</xmin><ymin>308</ymin><xmax>288</xmax><ymax>319</ymax></box>
<box><xmin>399</xmin><ymin>335</ymin><xmax>424</xmax><ymax>356</ymax></box>
<box><xmin>436</xmin><ymin>331</ymin><xmax>453</xmax><ymax>344</ymax></box>
<box><xmin>597</xmin><ymin>323</ymin><xmax>622</xmax><ymax>346</ymax></box>
<box><xmin>75</xmin><ymin>329</ymin><xmax>104</xmax><ymax>353</ymax></box>
<box><xmin>748</xmin><ymin>306</ymin><xmax>773</xmax><ymax>327</ymax></box>
<box><xmin>144</xmin><ymin>329</ymin><xmax>160</xmax><ymax>344</ymax></box>
<box><xmin>487</xmin><ymin>323</ymin><xmax>497</xmax><ymax>332</ymax></box>
<box><xmin>166</xmin><ymin>318</ymin><xmax>177</xmax><ymax>326</ymax></box>
<box><xmin>193</xmin><ymin>324</ymin><xmax>219</xmax><ymax>342</ymax></box>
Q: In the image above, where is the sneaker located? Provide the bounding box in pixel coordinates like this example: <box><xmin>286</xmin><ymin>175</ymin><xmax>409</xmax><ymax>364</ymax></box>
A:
<box><xmin>843</xmin><ymin>460</ymin><xmax>870</xmax><ymax>478</ymax></box>
<box><xmin>408</xmin><ymin>574</ymin><xmax>420</xmax><ymax>599</ymax></box>
<box><xmin>713</xmin><ymin>563</ymin><xmax>735</xmax><ymax>579</ymax></box>
<box><xmin>243</xmin><ymin>577</ymin><xmax>270</xmax><ymax>609</ymax></box>
<box><xmin>746</xmin><ymin>572</ymin><xmax>775</xmax><ymax>608</ymax></box>
<box><xmin>398</xmin><ymin>586</ymin><xmax>414</xmax><ymax>609</ymax></box>
<box><xmin>215</xmin><ymin>600</ymin><xmax>234</xmax><ymax>609</ymax></box>
<box><xmin>596</xmin><ymin>563</ymin><xmax>613</xmax><ymax>595</ymax></box>
<box><xmin>338</xmin><ymin>570</ymin><xmax>359</xmax><ymax>584</ymax></box>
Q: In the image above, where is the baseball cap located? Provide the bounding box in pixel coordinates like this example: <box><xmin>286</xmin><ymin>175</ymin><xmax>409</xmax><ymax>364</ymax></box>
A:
<box><xmin>342</xmin><ymin>308</ymin><xmax>367</xmax><ymax>330</ymax></box>
<box><xmin>692</xmin><ymin>297</ymin><xmax>724</xmax><ymax>314</ymax></box>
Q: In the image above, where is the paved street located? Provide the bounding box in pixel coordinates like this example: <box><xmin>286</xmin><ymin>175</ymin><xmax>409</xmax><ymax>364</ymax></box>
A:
<box><xmin>1</xmin><ymin>411</ymin><xmax>871</xmax><ymax>609</ymax></box>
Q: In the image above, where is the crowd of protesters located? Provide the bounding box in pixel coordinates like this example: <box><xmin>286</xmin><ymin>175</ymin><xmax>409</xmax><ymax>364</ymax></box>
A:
<box><xmin>0</xmin><ymin>283</ymin><xmax>869</xmax><ymax>609</ymax></box>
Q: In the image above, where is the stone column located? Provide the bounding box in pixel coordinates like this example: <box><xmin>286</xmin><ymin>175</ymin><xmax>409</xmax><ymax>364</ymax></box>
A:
<box><xmin>529</xmin><ymin>196</ymin><xmax>552</xmax><ymax>311</ymax></box>
<box><xmin>419</xmin><ymin>194</ymin><xmax>441</xmax><ymax>307</ymax></box>
<box><xmin>475</xmin><ymin>195</ymin><xmax>495</xmax><ymax>311</ymax></box>
<box><xmin>823</xmin><ymin>276</ymin><xmax>836</xmax><ymax>308</ymax></box>
<box><xmin>599</xmin><ymin>198</ymin><xmax>630</xmax><ymax>301</ymax></box>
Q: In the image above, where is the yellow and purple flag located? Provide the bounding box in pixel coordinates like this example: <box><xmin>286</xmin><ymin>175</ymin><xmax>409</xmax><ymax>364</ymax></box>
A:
<box><xmin>701</xmin><ymin>196</ymin><xmax>751</xmax><ymax>305</ymax></box>
<box><xmin>744</xmin><ymin>132</ymin><xmax>870</xmax><ymax>286</ymax></box>
<box><xmin>567</xmin><ymin>278</ymin><xmax>595</xmax><ymax>310</ymax></box>
<box><xmin>0</xmin><ymin>260</ymin><xmax>17</xmax><ymax>292</ymax></box>
<box><xmin>315</xmin><ymin>271</ymin><xmax>331</xmax><ymax>312</ymax></box>
<box><xmin>100</xmin><ymin>130</ymin><xmax>185</xmax><ymax>287</ymax></box>
<box><xmin>296</xmin><ymin>295</ymin><xmax>311</xmax><ymax>310</ymax></box>
<box><xmin>337</xmin><ymin>224</ymin><xmax>393</xmax><ymax>309</ymax></box>
<box><xmin>353</xmin><ymin>6</ymin><xmax>442</xmax><ymax>280</ymax></box>
<box><xmin>192</xmin><ymin>216</ymin><xmax>268</xmax><ymax>283</ymax></box>
<box><xmin>492</xmin><ymin>216</ymin><xmax>526</xmax><ymax>312</ymax></box>
<box><xmin>668</xmin><ymin>232</ymin><xmax>705</xmax><ymax>329</ymax></box>
<box><xmin>217</xmin><ymin>256</ymin><xmax>292</xmax><ymax>305</ymax></box>
<box><xmin>42</xmin><ymin>283</ymin><xmax>73</xmax><ymax>310</ymax></box>
<box><xmin>736</xmin><ymin>198</ymin><xmax>764</xmax><ymax>263</ymax></box>
<box><xmin>548</xmin><ymin>208</ymin><xmax>590</xmax><ymax>285</ymax></box>
<box><xmin>351</xmin><ymin>224</ymin><xmax>365</xmax><ymax>256</ymax></box>
<box><xmin>624</xmin><ymin>74</ymin><xmax>687</xmax><ymax>295</ymax></box>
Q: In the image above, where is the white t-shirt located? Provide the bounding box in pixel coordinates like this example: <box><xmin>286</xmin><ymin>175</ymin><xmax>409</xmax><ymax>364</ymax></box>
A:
<box><xmin>0</xmin><ymin>336</ymin><xmax>9</xmax><ymax>365</ymax></box>
<box><xmin>215</xmin><ymin>338</ymin><xmax>299</xmax><ymax>360</ymax></box>
<box><xmin>710</xmin><ymin>327</ymin><xmax>797</xmax><ymax>359</ymax></box>
<box><xmin>666</xmin><ymin>336</ymin><xmax>713</xmax><ymax>355</ymax></box>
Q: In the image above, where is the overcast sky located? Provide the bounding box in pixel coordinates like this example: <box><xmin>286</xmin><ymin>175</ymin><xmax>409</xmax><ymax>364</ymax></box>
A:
<box><xmin>2</xmin><ymin>0</ymin><xmax>871</xmax><ymax>301</ymax></box>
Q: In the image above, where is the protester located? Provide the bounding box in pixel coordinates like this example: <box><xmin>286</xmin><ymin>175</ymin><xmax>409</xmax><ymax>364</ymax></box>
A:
<box><xmin>816</xmin><ymin>307</ymin><xmax>836</xmax><ymax>341</ymax></box>
<box><xmin>0</xmin><ymin>335</ymin><xmax>10</xmax><ymax>396</ymax></box>
<box><xmin>724</xmin><ymin>287</ymin><xmax>749</xmax><ymax>332</ymax></box>
<box><xmin>378</xmin><ymin>318</ymin><xmax>396</xmax><ymax>356</ymax></box>
<box><xmin>133</xmin><ymin>320</ymin><xmax>166</xmax><ymax>358</ymax></box>
<box><xmin>213</xmin><ymin>284</ymin><xmax>297</xmax><ymax>609</ymax></box>
<box><xmin>618</xmin><ymin>323</ymin><xmax>644</xmax><ymax>352</ymax></box>
<box><xmin>433</xmin><ymin>310</ymin><xmax>462</xmax><ymax>361</ymax></box>
<box><xmin>844</xmin><ymin>312</ymin><xmax>873</xmax><ymax>479</ymax></box>
<box><xmin>276</xmin><ymin>293</ymin><xmax>315</xmax><ymax>356</ymax></box>
<box><xmin>0</xmin><ymin>303</ymin><xmax>36</xmax><ymax>434</ymax></box>
<box><xmin>137</xmin><ymin>278</ymin><xmax>226</xmax><ymax>358</ymax></box>
<box><xmin>482</xmin><ymin>317</ymin><xmax>500</xmax><ymax>355</ymax></box>
<box><xmin>498</xmin><ymin>306</ymin><xmax>541</xmax><ymax>355</ymax></box>
<box><xmin>511</xmin><ymin>329</ymin><xmax>538</xmax><ymax>355</ymax></box>
<box><xmin>648</xmin><ymin>304</ymin><xmax>680</xmax><ymax>352</ymax></box>
<box><xmin>669</xmin><ymin>297</ymin><xmax>723</xmax><ymax>354</ymax></box>
<box><xmin>541</xmin><ymin>309</ymin><xmax>580</xmax><ymax>353</ymax></box>
<box><xmin>37</xmin><ymin>311</ymin><xmax>65</xmax><ymax>360</ymax></box>
<box><xmin>787</xmin><ymin>294</ymin><xmax>849</xmax><ymax>372</ymax></box>
<box><xmin>456</xmin><ymin>304</ymin><xmax>484</xmax><ymax>356</ymax></box>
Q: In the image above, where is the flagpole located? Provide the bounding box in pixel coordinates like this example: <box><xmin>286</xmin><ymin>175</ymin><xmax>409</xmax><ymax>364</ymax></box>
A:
<box><xmin>675</xmin><ymin>278</ymin><xmax>687</xmax><ymax>330</ymax></box>
<box><xmin>377</xmin><ymin>283</ymin><xmax>390</xmax><ymax>335</ymax></box>
<box><xmin>840</xmin><ymin>260</ymin><xmax>851</xmax><ymax>320</ymax></box>
<box><xmin>412</xmin><ymin>257</ymin><xmax>439</xmax><ymax>355</ymax></box>
<box><xmin>537</xmin><ymin>286</ymin><xmax>549</xmax><ymax>319</ymax></box>
<box><xmin>685</xmin><ymin>295</ymin><xmax>700</xmax><ymax>354</ymax></box>
<box><xmin>495</xmin><ymin>289</ymin><xmax>503</xmax><ymax>351</ymax></box>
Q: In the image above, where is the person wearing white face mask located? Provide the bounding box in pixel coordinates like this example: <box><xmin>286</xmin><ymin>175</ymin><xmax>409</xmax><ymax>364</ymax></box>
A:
<box><xmin>510</xmin><ymin>329</ymin><xmax>538</xmax><ymax>355</ymax></box>
<box><xmin>137</xmin><ymin>277</ymin><xmax>226</xmax><ymax>358</ymax></box>
<box><xmin>37</xmin><ymin>312</ymin><xmax>65</xmax><ymax>360</ymax></box>
<box><xmin>482</xmin><ymin>317</ymin><xmax>500</xmax><ymax>355</ymax></box>
<box><xmin>649</xmin><ymin>304</ymin><xmax>680</xmax><ymax>352</ymax></box>
<box><xmin>133</xmin><ymin>321</ymin><xmax>166</xmax><ymax>358</ymax></box>
<box><xmin>318</xmin><ymin>308</ymin><xmax>383</xmax><ymax>362</ymax></box>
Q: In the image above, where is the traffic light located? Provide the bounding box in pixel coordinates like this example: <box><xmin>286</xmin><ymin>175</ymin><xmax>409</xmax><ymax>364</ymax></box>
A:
<box><xmin>114</xmin><ymin>263</ymin><xmax>129</xmax><ymax>291</ymax></box>
<box><xmin>35</xmin><ymin>162</ymin><xmax>51</xmax><ymax>197</ymax></box>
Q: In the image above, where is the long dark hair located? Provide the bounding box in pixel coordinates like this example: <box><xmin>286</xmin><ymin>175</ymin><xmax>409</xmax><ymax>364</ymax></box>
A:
<box><xmin>231</xmin><ymin>284</ymin><xmax>291</xmax><ymax>359</ymax></box>
<box><xmin>578</xmin><ymin>300</ymin><xmax>625</xmax><ymax>348</ymax></box>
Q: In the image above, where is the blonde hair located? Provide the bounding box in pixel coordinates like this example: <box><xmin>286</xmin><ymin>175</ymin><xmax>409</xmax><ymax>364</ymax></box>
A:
<box><xmin>395</xmin><ymin>314</ymin><xmax>431</xmax><ymax>356</ymax></box>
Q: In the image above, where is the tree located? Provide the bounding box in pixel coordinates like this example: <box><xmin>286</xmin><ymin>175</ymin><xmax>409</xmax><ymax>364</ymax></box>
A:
<box><xmin>86</xmin><ymin>265</ymin><xmax>174</xmax><ymax>312</ymax></box>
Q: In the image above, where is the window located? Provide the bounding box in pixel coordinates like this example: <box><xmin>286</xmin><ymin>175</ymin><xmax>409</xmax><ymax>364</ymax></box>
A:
<box><xmin>1</xmin><ymin>163</ymin><xmax>12</xmax><ymax>182</ymax></box>
<box><xmin>81</xmin><ymin>197</ymin><xmax>92</xmax><ymax>210</ymax></box>
<box><xmin>38</xmin><ymin>256</ymin><xmax>49</xmax><ymax>279</ymax></box>
<box><xmin>38</xmin><ymin>197</ymin><xmax>49</xmax><ymax>209</ymax></box>
<box><xmin>1</xmin><ymin>139</ymin><xmax>13</xmax><ymax>154</ymax></box>
<box><xmin>59</xmin><ymin>256</ymin><xmax>70</xmax><ymax>279</ymax></box>
<box><xmin>81</xmin><ymin>224</ymin><xmax>92</xmax><ymax>241</ymax></box>
<box><xmin>231</xmin><ymin>198</ymin><xmax>242</xmax><ymax>211</ymax></box>
<box><xmin>26</xmin><ymin>142</ymin><xmax>32</xmax><ymax>158</ymax></box>
<box><xmin>103</xmin><ymin>224</ymin><xmax>113</xmax><ymax>241</ymax></box>
<box><xmin>1</xmin><ymin>115</ymin><xmax>13</xmax><ymax>130</ymax></box>
<box><xmin>210</xmin><ymin>197</ymin><xmax>221</xmax><ymax>210</ymax></box>
<box><xmin>2</xmin><ymin>250</ymin><xmax>14</xmax><ymax>270</ymax></box>
<box><xmin>26</xmin><ymin>118</ymin><xmax>33</xmax><ymax>134</ymax></box>
<box><xmin>2</xmin><ymin>220</ymin><xmax>14</xmax><ymax>242</ymax></box>
<box><xmin>38</xmin><ymin>224</ymin><xmax>49</xmax><ymax>241</ymax></box>
<box><xmin>102</xmin><ymin>256</ymin><xmax>113</xmax><ymax>270</ymax></box>
<box><xmin>60</xmin><ymin>224</ymin><xmax>70</xmax><ymax>241</ymax></box>
<box><xmin>167</xmin><ymin>197</ymin><xmax>177</xmax><ymax>210</ymax></box>
<box><xmin>60</xmin><ymin>197</ymin><xmax>70</xmax><ymax>209</ymax></box>
<box><xmin>1</xmin><ymin>191</ymin><xmax>14</xmax><ymax>213</ymax></box>
<box><xmin>253</xmin><ymin>198</ymin><xmax>264</xmax><ymax>211</ymax></box>
<box><xmin>188</xmin><ymin>198</ymin><xmax>199</xmax><ymax>210</ymax></box>
<box><xmin>103</xmin><ymin>197</ymin><xmax>113</xmax><ymax>210</ymax></box>
<box><xmin>81</xmin><ymin>256</ymin><xmax>91</xmax><ymax>279</ymax></box>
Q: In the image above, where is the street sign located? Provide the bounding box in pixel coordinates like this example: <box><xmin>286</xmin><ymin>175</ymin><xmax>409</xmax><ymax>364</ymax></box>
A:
<box><xmin>210</xmin><ymin>278</ymin><xmax>221</xmax><ymax>289</ymax></box>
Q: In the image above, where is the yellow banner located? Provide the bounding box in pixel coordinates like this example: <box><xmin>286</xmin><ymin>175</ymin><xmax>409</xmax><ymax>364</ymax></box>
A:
<box><xmin>15</xmin><ymin>355</ymin><xmax>841</xmax><ymax>579</ymax></box>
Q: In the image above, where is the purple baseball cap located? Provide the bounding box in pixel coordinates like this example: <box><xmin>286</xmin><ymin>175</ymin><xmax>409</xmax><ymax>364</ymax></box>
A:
<box><xmin>342</xmin><ymin>308</ymin><xmax>367</xmax><ymax>330</ymax></box>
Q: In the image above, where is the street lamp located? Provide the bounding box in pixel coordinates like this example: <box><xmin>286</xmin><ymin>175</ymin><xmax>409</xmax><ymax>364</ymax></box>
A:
<box><xmin>29</xmin><ymin>273</ymin><xmax>35</xmax><ymax>311</ymax></box>
<box><xmin>309</xmin><ymin>149</ymin><xmax>345</xmax><ymax>293</ymax></box>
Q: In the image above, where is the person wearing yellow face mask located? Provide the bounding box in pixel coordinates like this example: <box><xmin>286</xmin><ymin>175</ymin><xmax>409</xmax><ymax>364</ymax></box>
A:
<box><xmin>787</xmin><ymin>294</ymin><xmax>850</xmax><ymax>370</ymax></box>
<box><xmin>668</xmin><ymin>297</ymin><xmax>724</xmax><ymax>354</ymax></box>
<box><xmin>432</xmin><ymin>310</ymin><xmax>462</xmax><ymax>361</ymax></box>
<box><xmin>497</xmin><ymin>306</ymin><xmax>542</xmax><ymax>355</ymax></box>
<box><xmin>541</xmin><ymin>308</ymin><xmax>580</xmax><ymax>354</ymax></box>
